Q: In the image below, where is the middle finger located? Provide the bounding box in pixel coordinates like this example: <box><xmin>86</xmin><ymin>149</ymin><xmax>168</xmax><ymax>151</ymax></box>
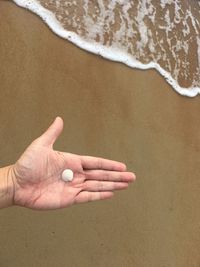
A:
<box><xmin>84</xmin><ymin>170</ymin><xmax>136</xmax><ymax>183</ymax></box>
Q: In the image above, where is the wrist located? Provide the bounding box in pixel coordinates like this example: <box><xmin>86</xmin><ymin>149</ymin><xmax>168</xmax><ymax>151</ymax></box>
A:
<box><xmin>0</xmin><ymin>165</ymin><xmax>15</xmax><ymax>208</ymax></box>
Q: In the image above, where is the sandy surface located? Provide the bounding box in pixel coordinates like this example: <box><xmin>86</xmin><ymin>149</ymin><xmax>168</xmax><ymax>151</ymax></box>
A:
<box><xmin>1</xmin><ymin>1</ymin><xmax>200</xmax><ymax>266</ymax></box>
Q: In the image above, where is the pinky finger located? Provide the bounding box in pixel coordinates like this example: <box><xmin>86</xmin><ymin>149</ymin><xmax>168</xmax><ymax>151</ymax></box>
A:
<box><xmin>75</xmin><ymin>191</ymin><xmax>114</xmax><ymax>204</ymax></box>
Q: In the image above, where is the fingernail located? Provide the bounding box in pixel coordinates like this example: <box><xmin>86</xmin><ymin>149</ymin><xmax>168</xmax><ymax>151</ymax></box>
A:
<box><xmin>121</xmin><ymin>163</ymin><xmax>127</xmax><ymax>171</ymax></box>
<box><xmin>130</xmin><ymin>173</ymin><xmax>136</xmax><ymax>181</ymax></box>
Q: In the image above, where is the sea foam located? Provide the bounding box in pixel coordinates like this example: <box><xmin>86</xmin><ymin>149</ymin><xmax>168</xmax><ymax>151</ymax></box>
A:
<box><xmin>13</xmin><ymin>0</ymin><xmax>200</xmax><ymax>97</ymax></box>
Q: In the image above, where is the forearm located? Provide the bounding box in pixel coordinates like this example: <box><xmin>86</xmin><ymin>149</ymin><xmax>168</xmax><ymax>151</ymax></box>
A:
<box><xmin>0</xmin><ymin>165</ymin><xmax>15</xmax><ymax>208</ymax></box>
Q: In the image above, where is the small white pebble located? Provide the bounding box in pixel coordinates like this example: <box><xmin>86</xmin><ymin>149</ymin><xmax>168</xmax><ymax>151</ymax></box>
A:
<box><xmin>61</xmin><ymin>169</ymin><xmax>74</xmax><ymax>182</ymax></box>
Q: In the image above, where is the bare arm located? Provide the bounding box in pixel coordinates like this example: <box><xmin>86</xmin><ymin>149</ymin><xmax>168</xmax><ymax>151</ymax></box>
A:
<box><xmin>0</xmin><ymin>165</ymin><xmax>15</xmax><ymax>208</ymax></box>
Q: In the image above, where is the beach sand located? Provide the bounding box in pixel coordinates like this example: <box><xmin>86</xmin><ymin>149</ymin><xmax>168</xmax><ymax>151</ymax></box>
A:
<box><xmin>1</xmin><ymin>1</ymin><xmax>200</xmax><ymax>266</ymax></box>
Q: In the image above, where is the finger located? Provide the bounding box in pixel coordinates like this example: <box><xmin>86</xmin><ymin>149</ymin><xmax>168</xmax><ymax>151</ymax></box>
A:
<box><xmin>84</xmin><ymin>170</ymin><xmax>136</xmax><ymax>183</ymax></box>
<box><xmin>38</xmin><ymin>117</ymin><xmax>63</xmax><ymax>147</ymax></box>
<box><xmin>81</xmin><ymin>156</ymin><xmax>126</xmax><ymax>171</ymax></box>
<box><xmin>75</xmin><ymin>191</ymin><xmax>114</xmax><ymax>204</ymax></box>
<box><xmin>83</xmin><ymin>180</ymin><xmax>129</xmax><ymax>192</ymax></box>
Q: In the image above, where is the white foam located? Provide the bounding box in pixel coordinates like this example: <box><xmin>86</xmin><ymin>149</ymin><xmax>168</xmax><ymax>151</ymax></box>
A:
<box><xmin>12</xmin><ymin>0</ymin><xmax>200</xmax><ymax>97</ymax></box>
<box><xmin>198</xmin><ymin>37</ymin><xmax>200</xmax><ymax>72</ymax></box>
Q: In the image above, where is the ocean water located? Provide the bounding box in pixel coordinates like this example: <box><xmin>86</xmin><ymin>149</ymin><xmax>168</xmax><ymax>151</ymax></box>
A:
<box><xmin>13</xmin><ymin>0</ymin><xmax>200</xmax><ymax>97</ymax></box>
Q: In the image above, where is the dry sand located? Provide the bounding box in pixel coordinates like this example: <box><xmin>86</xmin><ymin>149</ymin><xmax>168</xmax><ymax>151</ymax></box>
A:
<box><xmin>1</xmin><ymin>1</ymin><xmax>200</xmax><ymax>266</ymax></box>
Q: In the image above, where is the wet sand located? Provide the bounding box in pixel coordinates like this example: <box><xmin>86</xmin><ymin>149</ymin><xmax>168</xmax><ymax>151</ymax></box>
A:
<box><xmin>1</xmin><ymin>1</ymin><xmax>200</xmax><ymax>266</ymax></box>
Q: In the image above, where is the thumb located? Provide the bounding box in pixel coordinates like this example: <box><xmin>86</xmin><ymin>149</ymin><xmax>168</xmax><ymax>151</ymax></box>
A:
<box><xmin>38</xmin><ymin>117</ymin><xmax>64</xmax><ymax>147</ymax></box>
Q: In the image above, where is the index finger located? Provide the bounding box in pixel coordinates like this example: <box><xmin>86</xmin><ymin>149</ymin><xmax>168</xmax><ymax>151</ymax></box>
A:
<box><xmin>81</xmin><ymin>156</ymin><xmax>127</xmax><ymax>171</ymax></box>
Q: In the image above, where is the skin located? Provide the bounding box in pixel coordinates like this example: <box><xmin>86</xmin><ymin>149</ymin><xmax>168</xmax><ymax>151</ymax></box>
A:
<box><xmin>0</xmin><ymin>117</ymin><xmax>136</xmax><ymax>210</ymax></box>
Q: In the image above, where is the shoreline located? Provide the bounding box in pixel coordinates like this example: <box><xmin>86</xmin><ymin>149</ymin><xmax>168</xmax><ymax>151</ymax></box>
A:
<box><xmin>13</xmin><ymin>0</ymin><xmax>200</xmax><ymax>97</ymax></box>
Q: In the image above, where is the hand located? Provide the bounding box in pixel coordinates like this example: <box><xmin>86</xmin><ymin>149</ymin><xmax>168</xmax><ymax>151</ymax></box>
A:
<box><xmin>11</xmin><ymin>117</ymin><xmax>136</xmax><ymax>210</ymax></box>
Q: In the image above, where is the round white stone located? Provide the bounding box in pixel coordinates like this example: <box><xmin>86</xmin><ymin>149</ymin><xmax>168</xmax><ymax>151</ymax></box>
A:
<box><xmin>61</xmin><ymin>169</ymin><xmax>74</xmax><ymax>182</ymax></box>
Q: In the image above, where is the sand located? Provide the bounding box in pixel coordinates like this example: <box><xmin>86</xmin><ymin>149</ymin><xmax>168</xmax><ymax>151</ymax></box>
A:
<box><xmin>1</xmin><ymin>1</ymin><xmax>200</xmax><ymax>266</ymax></box>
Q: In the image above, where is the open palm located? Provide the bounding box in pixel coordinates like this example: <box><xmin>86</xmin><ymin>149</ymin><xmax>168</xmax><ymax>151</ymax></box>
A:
<box><xmin>12</xmin><ymin>117</ymin><xmax>135</xmax><ymax>210</ymax></box>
